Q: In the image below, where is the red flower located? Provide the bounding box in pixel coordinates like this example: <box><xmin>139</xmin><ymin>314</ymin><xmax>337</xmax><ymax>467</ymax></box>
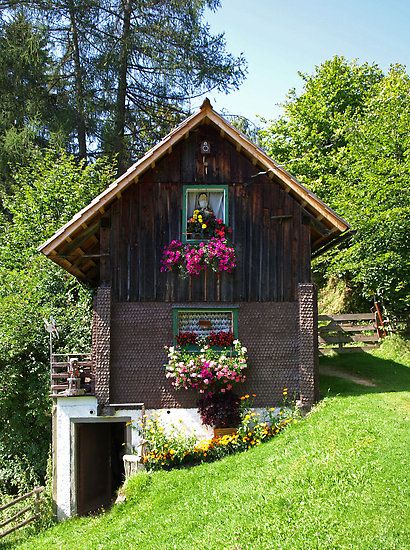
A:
<box><xmin>207</xmin><ymin>331</ymin><xmax>234</xmax><ymax>347</ymax></box>
<box><xmin>176</xmin><ymin>332</ymin><xmax>198</xmax><ymax>346</ymax></box>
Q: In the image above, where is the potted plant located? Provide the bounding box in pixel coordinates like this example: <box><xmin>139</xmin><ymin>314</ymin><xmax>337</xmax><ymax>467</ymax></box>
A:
<box><xmin>197</xmin><ymin>391</ymin><xmax>241</xmax><ymax>437</ymax></box>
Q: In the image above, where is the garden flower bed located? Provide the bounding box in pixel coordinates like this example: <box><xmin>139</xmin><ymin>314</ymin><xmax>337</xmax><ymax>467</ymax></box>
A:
<box><xmin>140</xmin><ymin>391</ymin><xmax>299</xmax><ymax>471</ymax></box>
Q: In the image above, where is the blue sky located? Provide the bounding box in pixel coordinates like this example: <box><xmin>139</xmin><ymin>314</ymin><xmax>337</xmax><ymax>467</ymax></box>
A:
<box><xmin>197</xmin><ymin>0</ymin><xmax>410</xmax><ymax>122</ymax></box>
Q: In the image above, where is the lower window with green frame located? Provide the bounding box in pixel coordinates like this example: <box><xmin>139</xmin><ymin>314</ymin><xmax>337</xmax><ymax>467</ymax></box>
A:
<box><xmin>172</xmin><ymin>307</ymin><xmax>238</xmax><ymax>349</ymax></box>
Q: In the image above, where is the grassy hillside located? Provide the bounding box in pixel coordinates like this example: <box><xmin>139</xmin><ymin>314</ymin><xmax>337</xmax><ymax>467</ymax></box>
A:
<box><xmin>8</xmin><ymin>337</ymin><xmax>410</xmax><ymax>550</ymax></box>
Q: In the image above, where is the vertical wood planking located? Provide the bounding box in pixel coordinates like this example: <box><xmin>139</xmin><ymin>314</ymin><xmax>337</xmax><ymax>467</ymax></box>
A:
<box><xmin>108</xmin><ymin>123</ymin><xmax>312</xmax><ymax>303</ymax></box>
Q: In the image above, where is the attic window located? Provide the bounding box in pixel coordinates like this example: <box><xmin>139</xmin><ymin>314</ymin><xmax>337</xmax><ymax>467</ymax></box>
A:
<box><xmin>182</xmin><ymin>185</ymin><xmax>228</xmax><ymax>243</ymax></box>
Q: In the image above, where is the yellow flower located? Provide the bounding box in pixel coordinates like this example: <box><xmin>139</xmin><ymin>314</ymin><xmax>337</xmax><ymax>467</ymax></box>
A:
<box><xmin>245</xmin><ymin>394</ymin><xmax>250</xmax><ymax>399</ymax></box>
<box><xmin>202</xmin><ymin>223</ymin><xmax>207</xmax><ymax>229</ymax></box>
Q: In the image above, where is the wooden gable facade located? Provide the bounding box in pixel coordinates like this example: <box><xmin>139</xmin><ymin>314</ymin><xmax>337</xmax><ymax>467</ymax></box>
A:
<box><xmin>42</xmin><ymin>99</ymin><xmax>348</xmax><ymax>411</ymax></box>
<box><xmin>108</xmin><ymin>121</ymin><xmax>312</xmax><ymax>303</ymax></box>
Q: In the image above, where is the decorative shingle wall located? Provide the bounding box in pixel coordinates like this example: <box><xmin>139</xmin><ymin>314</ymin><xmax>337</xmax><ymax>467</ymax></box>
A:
<box><xmin>93</xmin><ymin>286</ymin><xmax>112</xmax><ymax>406</ymax></box>
<box><xmin>109</xmin><ymin>301</ymin><xmax>300</xmax><ymax>408</ymax></box>
<box><xmin>298</xmin><ymin>283</ymin><xmax>319</xmax><ymax>408</ymax></box>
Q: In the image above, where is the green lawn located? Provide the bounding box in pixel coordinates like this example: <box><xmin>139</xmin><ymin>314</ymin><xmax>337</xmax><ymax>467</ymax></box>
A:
<box><xmin>8</xmin><ymin>337</ymin><xmax>410</xmax><ymax>549</ymax></box>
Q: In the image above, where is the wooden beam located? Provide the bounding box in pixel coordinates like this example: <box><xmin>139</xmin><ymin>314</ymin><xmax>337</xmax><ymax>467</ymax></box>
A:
<box><xmin>54</xmin><ymin>257</ymin><xmax>87</xmax><ymax>281</ymax></box>
<box><xmin>312</xmin><ymin>228</ymin><xmax>338</xmax><ymax>250</ymax></box>
<box><xmin>58</xmin><ymin>222</ymin><xmax>99</xmax><ymax>256</ymax></box>
<box><xmin>302</xmin><ymin>209</ymin><xmax>333</xmax><ymax>237</ymax></box>
<box><xmin>270</xmin><ymin>214</ymin><xmax>293</xmax><ymax>221</ymax></box>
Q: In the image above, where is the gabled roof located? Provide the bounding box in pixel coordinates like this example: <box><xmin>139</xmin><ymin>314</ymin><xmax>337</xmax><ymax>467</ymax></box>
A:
<box><xmin>39</xmin><ymin>99</ymin><xmax>349</xmax><ymax>282</ymax></box>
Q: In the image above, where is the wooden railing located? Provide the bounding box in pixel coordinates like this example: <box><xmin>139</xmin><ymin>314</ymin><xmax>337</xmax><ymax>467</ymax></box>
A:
<box><xmin>318</xmin><ymin>313</ymin><xmax>381</xmax><ymax>354</ymax></box>
<box><xmin>51</xmin><ymin>353</ymin><xmax>95</xmax><ymax>397</ymax></box>
<box><xmin>0</xmin><ymin>487</ymin><xmax>43</xmax><ymax>539</ymax></box>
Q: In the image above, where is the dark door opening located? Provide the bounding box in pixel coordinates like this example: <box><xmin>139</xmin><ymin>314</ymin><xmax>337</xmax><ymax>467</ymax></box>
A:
<box><xmin>76</xmin><ymin>422</ymin><xmax>126</xmax><ymax>516</ymax></box>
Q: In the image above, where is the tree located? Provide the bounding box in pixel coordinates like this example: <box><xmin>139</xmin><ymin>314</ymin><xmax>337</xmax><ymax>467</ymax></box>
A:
<box><xmin>95</xmin><ymin>0</ymin><xmax>246</xmax><ymax>172</ymax></box>
<box><xmin>260</xmin><ymin>58</ymin><xmax>409</xmax><ymax>316</ymax></box>
<box><xmin>2</xmin><ymin>1</ymin><xmax>247</xmax><ymax>170</ymax></box>
<box><xmin>0</xmin><ymin>13</ymin><xmax>73</xmax><ymax>200</ymax></box>
<box><xmin>259</xmin><ymin>56</ymin><xmax>383</xmax><ymax>205</ymax></box>
<box><xmin>0</xmin><ymin>150</ymin><xmax>115</xmax><ymax>493</ymax></box>
<box><xmin>326</xmin><ymin>65</ymin><xmax>410</xmax><ymax>316</ymax></box>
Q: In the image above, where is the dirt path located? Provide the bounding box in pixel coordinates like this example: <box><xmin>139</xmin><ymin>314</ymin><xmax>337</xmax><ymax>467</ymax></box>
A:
<box><xmin>319</xmin><ymin>365</ymin><xmax>377</xmax><ymax>387</ymax></box>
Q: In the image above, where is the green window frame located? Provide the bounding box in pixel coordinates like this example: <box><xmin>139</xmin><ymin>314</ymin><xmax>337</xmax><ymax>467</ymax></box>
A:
<box><xmin>172</xmin><ymin>307</ymin><xmax>238</xmax><ymax>349</ymax></box>
<box><xmin>182</xmin><ymin>184</ymin><xmax>229</xmax><ymax>243</ymax></box>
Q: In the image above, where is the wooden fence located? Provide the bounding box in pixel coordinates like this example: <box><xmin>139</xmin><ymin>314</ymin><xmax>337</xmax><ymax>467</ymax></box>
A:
<box><xmin>318</xmin><ymin>313</ymin><xmax>381</xmax><ymax>354</ymax></box>
<box><xmin>0</xmin><ymin>486</ymin><xmax>44</xmax><ymax>539</ymax></box>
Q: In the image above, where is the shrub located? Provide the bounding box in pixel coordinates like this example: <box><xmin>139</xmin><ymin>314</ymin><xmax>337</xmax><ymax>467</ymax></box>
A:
<box><xmin>197</xmin><ymin>391</ymin><xmax>241</xmax><ymax>428</ymax></box>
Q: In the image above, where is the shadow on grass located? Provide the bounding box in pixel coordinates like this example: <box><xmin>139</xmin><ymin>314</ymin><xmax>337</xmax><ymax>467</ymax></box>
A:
<box><xmin>319</xmin><ymin>351</ymin><xmax>410</xmax><ymax>398</ymax></box>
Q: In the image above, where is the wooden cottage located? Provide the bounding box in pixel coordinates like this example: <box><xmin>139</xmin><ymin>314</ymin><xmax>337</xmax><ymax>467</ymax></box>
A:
<box><xmin>40</xmin><ymin>99</ymin><xmax>348</xmax><ymax>518</ymax></box>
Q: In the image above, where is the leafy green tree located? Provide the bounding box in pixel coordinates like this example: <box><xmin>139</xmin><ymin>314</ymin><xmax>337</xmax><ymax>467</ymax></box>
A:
<box><xmin>0</xmin><ymin>150</ymin><xmax>115</xmax><ymax>493</ymax></box>
<box><xmin>259</xmin><ymin>56</ymin><xmax>383</xmax><ymax>205</ymax></box>
<box><xmin>260</xmin><ymin>58</ymin><xmax>409</xmax><ymax>317</ymax></box>
<box><xmin>326</xmin><ymin>65</ymin><xmax>410</xmax><ymax>316</ymax></box>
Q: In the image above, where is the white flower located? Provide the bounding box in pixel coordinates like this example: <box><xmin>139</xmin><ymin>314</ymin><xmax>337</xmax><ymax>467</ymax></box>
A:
<box><xmin>169</xmin><ymin>346</ymin><xmax>175</xmax><ymax>353</ymax></box>
<box><xmin>233</xmin><ymin>339</ymin><xmax>239</xmax><ymax>345</ymax></box>
<box><xmin>241</xmin><ymin>347</ymin><xmax>247</xmax><ymax>353</ymax></box>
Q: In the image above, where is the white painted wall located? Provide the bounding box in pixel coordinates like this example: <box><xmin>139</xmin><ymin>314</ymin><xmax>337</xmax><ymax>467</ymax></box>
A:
<box><xmin>55</xmin><ymin>400</ymin><xmax>211</xmax><ymax>520</ymax></box>
<box><xmin>144</xmin><ymin>408</ymin><xmax>213</xmax><ymax>440</ymax></box>
<box><xmin>55</xmin><ymin>396</ymin><xmax>98</xmax><ymax>520</ymax></box>
<box><xmin>55</xmin><ymin>400</ymin><xmax>278</xmax><ymax>520</ymax></box>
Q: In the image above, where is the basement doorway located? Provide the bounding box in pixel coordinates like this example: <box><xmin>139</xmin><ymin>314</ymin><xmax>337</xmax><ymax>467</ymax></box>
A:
<box><xmin>75</xmin><ymin>421</ymin><xmax>127</xmax><ymax>516</ymax></box>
